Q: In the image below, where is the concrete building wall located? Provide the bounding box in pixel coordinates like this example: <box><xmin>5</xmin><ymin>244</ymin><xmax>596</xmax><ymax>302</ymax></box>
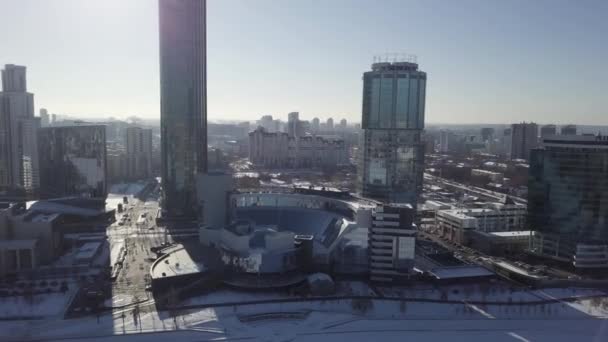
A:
<box><xmin>197</xmin><ymin>172</ymin><xmax>233</xmax><ymax>228</ymax></box>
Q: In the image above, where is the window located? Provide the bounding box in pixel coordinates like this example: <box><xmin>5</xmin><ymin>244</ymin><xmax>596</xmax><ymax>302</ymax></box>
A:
<box><xmin>378</xmin><ymin>77</ymin><xmax>394</xmax><ymax>128</ymax></box>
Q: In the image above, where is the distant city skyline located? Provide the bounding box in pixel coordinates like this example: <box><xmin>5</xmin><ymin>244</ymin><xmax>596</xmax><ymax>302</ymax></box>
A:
<box><xmin>1</xmin><ymin>0</ymin><xmax>607</xmax><ymax>124</ymax></box>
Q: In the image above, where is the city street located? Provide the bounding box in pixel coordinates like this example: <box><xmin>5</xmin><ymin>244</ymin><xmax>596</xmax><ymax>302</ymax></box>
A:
<box><xmin>104</xmin><ymin>190</ymin><xmax>197</xmax><ymax>312</ymax></box>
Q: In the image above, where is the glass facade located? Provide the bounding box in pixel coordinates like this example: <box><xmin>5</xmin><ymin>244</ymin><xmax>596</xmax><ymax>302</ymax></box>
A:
<box><xmin>159</xmin><ymin>0</ymin><xmax>207</xmax><ymax>218</ymax></box>
<box><xmin>359</xmin><ymin>62</ymin><xmax>426</xmax><ymax>205</ymax></box>
<box><xmin>362</xmin><ymin>64</ymin><xmax>426</xmax><ymax>131</ymax></box>
<box><xmin>37</xmin><ymin>126</ymin><xmax>107</xmax><ymax>199</ymax></box>
<box><xmin>359</xmin><ymin>130</ymin><xmax>424</xmax><ymax>204</ymax></box>
<box><xmin>528</xmin><ymin>136</ymin><xmax>608</xmax><ymax>264</ymax></box>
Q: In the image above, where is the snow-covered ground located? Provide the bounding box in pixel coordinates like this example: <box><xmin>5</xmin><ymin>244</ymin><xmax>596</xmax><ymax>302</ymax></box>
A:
<box><xmin>108</xmin><ymin>183</ymin><xmax>146</xmax><ymax>196</ymax></box>
<box><xmin>106</xmin><ymin>182</ymin><xmax>147</xmax><ymax>210</ymax></box>
<box><xmin>105</xmin><ymin>195</ymin><xmax>125</xmax><ymax>212</ymax></box>
<box><xmin>110</xmin><ymin>239</ymin><xmax>125</xmax><ymax>266</ymax></box>
<box><xmin>378</xmin><ymin>283</ymin><xmax>605</xmax><ymax>303</ymax></box>
<box><xmin>0</xmin><ymin>285</ymin><xmax>77</xmax><ymax>319</ymax></box>
<box><xmin>1</xmin><ymin>286</ymin><xmax>607</xmax><ymax>341</ymax></box>
<box><xmin>182</xmin><ymin>282</ymin><xmax>606</xmax><ymax>308</ymax></box>
<box><xmin>182</xmin><ymin>289</ymin><xmax>289</xmax><ymax>306</ymax></box>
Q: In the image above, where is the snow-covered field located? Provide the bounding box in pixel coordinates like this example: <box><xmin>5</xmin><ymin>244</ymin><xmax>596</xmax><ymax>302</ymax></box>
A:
<box><xmin>1</xmin><ymin>286</ymin><xmax>607</xmax><ymax>341</ymax></box>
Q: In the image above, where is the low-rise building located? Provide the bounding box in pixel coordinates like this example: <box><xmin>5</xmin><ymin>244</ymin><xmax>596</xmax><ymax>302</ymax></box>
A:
<box><xmin>0</xmin><ymin>197</ymin><xmax>115</xmax><ymax>277</ymax></box>
<box><xmin>468</xmin><ymin>230</ymin><xmax>531</xmax><ymax>256</ymax></box>
<box><xmin>471</xmin><ymin>169</ymin><xmax>504</xmax><ymax>183</ymax></box>
<box><xmin>436</xmin><ymin>197</ymin><xmax>526</xmax><ymax>245</ymax></box>
<box><xmin>0</xmin><ymin>239</ymin><xmax>38</xmax><ymax>277</ymax></box>
<box><xmin>0</xmin><ymin>202</ymin><xmax>61</xmax><ymax>276</ymax></box>
<box><xmin>436</xmin><ymin>209</ymin><xmax>478</xmax><ymax>244</ymax></box>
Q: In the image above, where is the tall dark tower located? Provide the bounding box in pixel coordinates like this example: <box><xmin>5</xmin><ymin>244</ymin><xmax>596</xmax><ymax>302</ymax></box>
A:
<box><xmin>358</xmin><ymin>55</ymin><xmax>426</xmax><ymax>205</ymax></box>
<box><xmin>159</xmin><ymin>0</ymin><xmax>207</xmax><ymax>218</ymax></box>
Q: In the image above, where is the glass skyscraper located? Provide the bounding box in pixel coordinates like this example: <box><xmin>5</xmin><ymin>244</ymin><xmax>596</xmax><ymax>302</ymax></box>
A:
<box><xmin>37</xmin><ymin>125</ymin><xmax>107</xmax><ymax>199</ymax></box>
<box><xmin>528</xmin><ymin>135</ymin><xmax>608</xmax><ymax>268</ymax></box>
<box><xmin>159</xmin><ymin>0</ymin><xmax>207</xmax><ymax>218</ymax></box>
<box><xmin>358</xmin><ymin>60</ymin><xmax>426</xmax><ymax>205</ymax></box>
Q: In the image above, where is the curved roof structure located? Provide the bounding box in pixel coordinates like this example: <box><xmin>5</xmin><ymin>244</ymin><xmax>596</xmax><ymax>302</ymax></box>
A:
<box><xmin>234</xmin><ymin>206</ymin><xmax>348</xmax><ymax>247</ymax></box>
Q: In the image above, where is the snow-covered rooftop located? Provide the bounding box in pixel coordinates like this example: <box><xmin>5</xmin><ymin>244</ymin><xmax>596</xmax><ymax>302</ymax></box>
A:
<box><xmin>429</xmin><ymin>265</ymin><xmax>495</xmax><ymax>279</ymax></box>
<box><xmin>488</xmin><ymin>230</ymin><xmax>532</xmax><ymax>237</ymax></box>
<box><xmin>151</xmin><ymin>246</ymin><xmax>206</xmax><ymax>279</ymax></box>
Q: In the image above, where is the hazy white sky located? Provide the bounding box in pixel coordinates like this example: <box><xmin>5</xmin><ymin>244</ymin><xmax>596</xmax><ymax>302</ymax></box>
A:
<box><xmin>1</xmin><ymin>0</ymin><xmax>607</xmax><ymax>124</ymax></box>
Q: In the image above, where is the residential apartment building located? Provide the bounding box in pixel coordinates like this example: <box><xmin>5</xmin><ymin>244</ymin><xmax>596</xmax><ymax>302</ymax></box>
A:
<box><xmin>249</xmin><ymin>127</ymin><xmax>347</xmax><ymax>169</ymax></box>
<box><xmin>510</xmin><ymin>122</ymin><xmax>538</xmax><ymax>160</ymax></box>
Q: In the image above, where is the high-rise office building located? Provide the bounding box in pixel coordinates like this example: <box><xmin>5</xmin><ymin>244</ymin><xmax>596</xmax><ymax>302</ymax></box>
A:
<box><xmin>39</xmin><ymin>108</ymin><xmax>49</xmax><ymax>127</ymax></box>
<box><xmin>126</xmin><ymin>127</ymin><xmax>153</xmax><ymax>180</ymax></box>
<box><xmin>528</xmin><ymin>135</ymin><xmax>608</xmax><ymax>268</ymax></box>
<box><xmin>326</xmin><ymin>118</ymin><xmax>334</xmax><ymax>131</ymax></box>
<box><xmin>1</xmin><ymin>64</ymin><xmax>27</xmax><ymax>92</ymax></box>
<box><xmin>480</xmin><ymin>127</ymin><xmax>494</xmax><ymax>142</ymax></box>
<box><xmin>540</xmin><ymin>124</ymin><xmax>557</xmax><ymax>138</ymax></box>
<box><xmin>287</xmin><ymin>112</ymin><xmax>299</xmax><ymax>122</ymax></box>
<box><xmin>38</xmin><ymin>125</ymin><xmax>107</xmax><ymax>199</ymax></box>
<box><xmin>107</xmin><ymin>149</ymin><xmax>128</xmax><ymax>183</ymax></box>
<box><xmin>499</xmin><ymin>128</ymin><xmax>512</xmax><ymax>157</ymax></box>
<box><xmin>0</xmin><ymin>64</ymin><xmax>40</xmax><ymax>193</ymax></box>
<box><xmin>311</xmin><ymin>117</ymin><xmax>320</xmax><ymax>132</ymax></box>
<box><xmin>339</xmin><ymin>118</ymin><xmax>347</xmax><ymax>130</ymax></box>
<box><xmin>286</xmin><ymin>111</ymin><xmax>304</xmax><ymax>137</ymax></box>
<box><xmin>560</xmin><ymin>124</ymin><xmax>577</xmax><ymax>136</ymax></box>
<box><xmin>439</xmin><ymin>130</ymin><xmax>457</xmax><ymax>153</ymax></box>
<box><xmin>159</xmin><ymin>0</ymin><xmax>207</xmax><ymax>217</ymax></box>
<box><xmin>257</xmin><ymin>115</ymin><xmax>276</xmax><ymax>132</ymax></box>
<box><xmin>510</xmin><ymin>122</ymin><xmax>538</xmax><ymax>160</ymax></box>
<box><xmin>358</xmin><ymin>59</ymin><xmax>426</xmax><ymax>205</ymax></box>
